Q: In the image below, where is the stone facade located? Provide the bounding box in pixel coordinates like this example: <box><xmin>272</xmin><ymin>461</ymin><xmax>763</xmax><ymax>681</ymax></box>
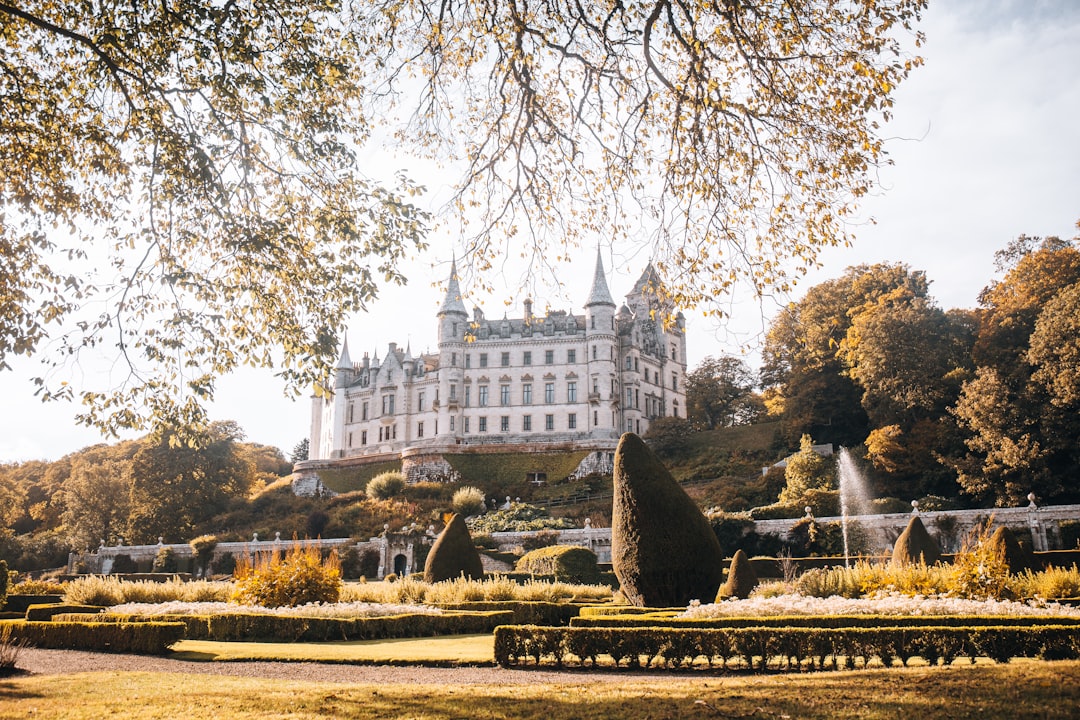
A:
<box><xmin>294</xmin><ymin>252</ymin><xmax>687</xmax><ymax>488</ymax></box>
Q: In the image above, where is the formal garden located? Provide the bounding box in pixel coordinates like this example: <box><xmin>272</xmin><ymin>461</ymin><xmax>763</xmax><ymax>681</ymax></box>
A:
<box><xmin>2</xmin><ymin>434</ymin><xmax>1079</xmax><ymax>718</ymax></box>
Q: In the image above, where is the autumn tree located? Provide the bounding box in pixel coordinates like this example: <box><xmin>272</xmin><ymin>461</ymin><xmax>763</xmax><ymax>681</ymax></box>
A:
<box><xmin>685</xmin><ymin>356</ymin><xmax>762</xmax><ymax>430</ymax></box>
<box><xmin>60</xmin><ymin>458</ymin><xmax>132</xmax><ymax>550</ymax></box>
<box><xmin>948</xmin><ymin>233</ymin><xmax>1080</xmax><ymax>506</ymax></box>
<box><xmin>1</xmin><ymin>0</ymin><xmax>925</xmax><ymax>436</ymax></box>
<box><xmin>127</xmin><ymin>421</ymin><xmax>254</xmax><ymax>542</ymax></box>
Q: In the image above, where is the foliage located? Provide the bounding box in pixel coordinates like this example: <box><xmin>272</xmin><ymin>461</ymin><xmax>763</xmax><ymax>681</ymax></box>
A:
<box><xmin>0</xmin><ymin>559</ymin><xmax>6</xmax><ymax>605</ymax></box>
<box><xmin>1014</xmin><ymin>565</ymin><xmax>1080</xmax><ymax>601</ymax></box>
<box><xmin>892</xmin><ymin>516</ymin><xmax>942</xmax><ymax>567</ymax></box>
<box><xmin>467</xmin><ymin>504</ymin><xmax>573</xmax><ymax>534</ymax></box>
<box><xmin>611</xmin><ymin>433</ymin><xmax>725</xmax><ymax>607</ymax></box>
<box><xmin>989</xmin><ymin>526</ymin><xmax>1035</xmax><ymax>575</ymax></box>
<box><xmin>951</xmin><ymin>521</ymin><xmax>1012</xmax><ymax>600</ymax></box>
<box><xmin>707</xmin><ymin>512</ymin><xmax>755</xmax><ymax>556</ymax></box>
<box><xmin>0</xmin><ymin>624</ymin><xmax>26</xmax><ymax>676</ymax></box>
<box><xmin>64</xmin><ymin>576</ymin><xmax>230</xmax><ymax>606</ymax></box>
<box><xmin>151</xmin><ymin>547</ymin><xmax>179</xmax><ymax>574</ymax></box>
<box><xmin>365</xmin><ymin>471</ymin><xmax>406</xmax><ymax>501</ymax></box>
<box><xmin>719</xmin><ymin>550</ymin><xmax>758</xmax><ymax>600</ymax></box>
<box><xmin>231</xmin><ymin>544</ymin><xmax>342</xmax><ymax>608</ymax></box>
<box><xmin>290</xmin><ymin>439</ymin><xmax>310</xmax><ymax>465</ymax></box>
<box><xmin>494</xmin><ymin>624</ymin><xmax>1080</xmax><ymax>670</ymax></box>
<box><xmin>109</xmin><ymin>554</ymin><xmax>137</xmax><ymax>574</ymax></box>
<box><xmin>445</xmin><ymin>452</ymin><xmax>590</xmax><ymax>500</ymax></box>
<box><xmin>451</xmin><ymin>486</ymin><xmax>487</xmax><ymax>518</ymax></box>
<box><xmin>424</xmin><ymin>514</ymin><xmax>484</xmax><ymax>583</ymax></box>
<box><xmin>189</xmin><ymin>535</ymin><xmax>218</xmax><ymax>578</ymax></box>
<box><xmin>338</xmin><ymin>575</ymin><xmax>611</xmax><ymax>605</ymax></box>
<box><xmin>128</xmin><ymin>422</ymin><xmax>253</xmax><ymax>543</ymax></box>
<box><xmin>685</xmin><ymin>356</ymin><xmax>763</xmax><ymax>430</ymax></box>
<box><xmin>641</xmin><ymin>417</ymin><xmax>695</xmax><ymax>459</ymax></box>
<box><xmin>785</xmin><ymin>518</ymin><xmax>851</xmax><ymax>558</ymax></box>
<box><xmin>515</xmin><ymin>546</ymin><xmax>599</xmax><ymax>584</ymax></box>
<box><xmin>777</xmin><ymin>435</ymin><xmax>836</xmax><ymax>506</ymax></box>
<box><xmin>0</xmin><ymin>620</ymin><xmax>184</xmax><ymax>654</ymax></box>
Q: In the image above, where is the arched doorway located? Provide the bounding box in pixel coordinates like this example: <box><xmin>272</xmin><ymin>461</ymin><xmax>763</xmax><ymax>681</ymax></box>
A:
<box><xmin>393</xmin><ymin>553</ymin><xmax>408</xmax><ymax>576</ymax></box>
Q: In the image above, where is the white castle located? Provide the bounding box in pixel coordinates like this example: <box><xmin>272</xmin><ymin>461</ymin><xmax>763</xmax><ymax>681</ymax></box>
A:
<box><xmin>295</xmin><ymin>251</ymin><xmax>687</xmax><ymax>492</ymax></box>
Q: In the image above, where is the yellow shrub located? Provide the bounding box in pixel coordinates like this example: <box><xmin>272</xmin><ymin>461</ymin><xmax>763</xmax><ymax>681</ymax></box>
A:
<box><xmin>231</xmin><ymin>543</ymin><xmax>341</xmax><ymax>608</ymax></box>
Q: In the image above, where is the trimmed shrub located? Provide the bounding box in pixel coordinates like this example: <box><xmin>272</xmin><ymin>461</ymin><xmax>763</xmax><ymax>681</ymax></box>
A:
<box><xmin>110</xmin><ymin>554</ymin><xmax>137</xmax><ymax>574</ymax></box>
<box><xmin>990</xmin><ymin>526</ymin><xmax>1035</xmax><ymax>574</ymax></box>
<box><xmin>366</xmin><ymin>471</ymin><xmax>406</xmax><ymax>500</ymax></box>
<box><xmin>4</xmin><ymin>620</ymin><xmax>185</xmax><ymax>654</ymax></box>
<box><xmin>451</xmin><ymin>486</ymin><xmax>487</xmax><ymax>517</ymax></box>
<box><xmin>611</xmin><ymin>433</ymin><xmax>725</xmax><ymax>607</ymax></box>
<box><xmin>152</xmin><ymin>547</ymin><xmax>179</xmax><ymax>574</ymax></box>
<box><xmin>718</xmin><ymin>550</ymin><xmax>758</xmax><ymax>600</ymax></box>
<box><xmin>892</xmin><ymin>516</ymin><xmax>942</xmax><ymax>566</ymax></box>
<box><xmin>231</xmin><ymin>544</ymin><xmax>342</xmax><ymax>607</ymax></box>
<box><xmin>24</xmin><ymin>604</ymin><xmax>103</xmax><ymax>621</ymax></box>
<box><xmin>516</xmin><ymin>546</ymin><xmax>599</xmax><ymax>584</ymax></box>
<box><xmin>189</xmin><ymin>535</ymin><xmax>218</xmax><ymax>578</ymax></box>
<box><xmin>424</xmin><ymin>514</ymin><xmax>484</xmax><ymax>583</ymax></box>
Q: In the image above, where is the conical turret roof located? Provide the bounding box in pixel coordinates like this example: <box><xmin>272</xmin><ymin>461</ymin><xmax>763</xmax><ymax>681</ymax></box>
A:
<box><xmin>335</xmin><ymin>336</ymin><xmax>353</xmax><ymax>370</ymax></box>
<box><xmin>438</xmin><ymin>258</ymin><xmax>468</xmax><ymax>316</ymax></box>
<box><xmin>585</xmin><ymin>248</ymin><xmax>615</xmax><ymax>307</ymax></box>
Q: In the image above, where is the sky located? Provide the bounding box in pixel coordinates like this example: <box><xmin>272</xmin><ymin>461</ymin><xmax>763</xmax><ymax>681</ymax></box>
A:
<box><xmin>1</xmin><ymin>0</ymin><xmax>1077</xmax><ymax>463</ymax></box>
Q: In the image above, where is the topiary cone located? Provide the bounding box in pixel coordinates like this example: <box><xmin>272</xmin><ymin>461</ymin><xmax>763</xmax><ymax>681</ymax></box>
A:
<box><xmin>424</xmin><ymin>513</ymin><xmax>484</xmax><ymax>583</ymax></box>
<box><xmin>611</xmin><ymin>432</ymin><xmax>725</xmax><ymax>607</ymax></box>
<box><xmin>892</xmin><ymin>515</ymin><xmax>942</xmax><ymax>566</ymax></box>
<box><xmin>718</xmin><ymin>549</ymin><xmax>758</xmax><ymax>600</ymax></box>
<box><xmin>989</xmin><ymin>526</ymin><xmax>1035</xmax><ymax>574</ymax></box>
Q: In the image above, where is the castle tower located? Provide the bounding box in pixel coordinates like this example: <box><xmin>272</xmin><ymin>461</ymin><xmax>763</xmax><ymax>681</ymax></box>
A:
<box><xmin>437</xmin><ymin>259</ymin><xmax>468</xmax><ymax>440</ymax></box>
<box><xmin>584</xmin><ymin>249</ymin><xmax>619</xmax><ymax>439</ymax></box>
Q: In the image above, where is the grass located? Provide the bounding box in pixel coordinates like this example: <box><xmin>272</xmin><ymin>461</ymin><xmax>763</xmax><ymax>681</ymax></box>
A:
<box><xmin>171</xmin><ymin>634</ymin><xmax>495</xmax><ymax>664</ymax></box>
<box><xmin>1</xmin><ymin>661</ymin><xmax>1078</xmax><ymax>718</ymax></box>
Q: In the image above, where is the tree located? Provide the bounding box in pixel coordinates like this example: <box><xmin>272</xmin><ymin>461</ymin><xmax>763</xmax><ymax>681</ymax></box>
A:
<box><xmin>290</xmin><ymin>439</ymin><xmax>310</xmax><ymax>465</ymax></box>
<box><xmin>1</xmin><ymin>0</ymin><xmax>926</xmax><ymax>436</ymax></box>
<box><xmin>127</xmin><ymin>421</ymin><xmax>253</xmax><ymax>542</ymax></box>
<box><xmin>685</xmin><ymin>356</ymin><xmax>762</xmax><ymax>430</ymax></box>
<box><xmin>1028</xmin><ymin>282</ymin><xmax>1080</xmax><ymax>410</ymax></box>
<box><xmin>60</xmin><ymin>458</ymin><xmax>131</xmax><ymax>550</ymax></box>
<box><xmin>778</xmin><ymin>434</ymin><xmax>836</xmax><ymax>506</ymax></box>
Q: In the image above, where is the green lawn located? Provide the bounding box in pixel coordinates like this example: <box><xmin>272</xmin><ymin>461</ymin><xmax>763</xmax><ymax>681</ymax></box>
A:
<box><xmin>171</xmin><ymin>634</ymin><xmax>495</xmax><ymax>664</ymax></box>
<box><xmin>1</xmin><ymin>661</ymin><xmax>1078</xmax><ymax>719</ymax></box>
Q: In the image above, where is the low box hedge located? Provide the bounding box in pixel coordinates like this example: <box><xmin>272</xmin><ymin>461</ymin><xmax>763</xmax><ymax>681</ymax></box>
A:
<box><xmin>494</xmin><ymin>624</ymin><xmax>1080</xmax><ymax>670</ymax></box>
<box><xmin>2</xmin><ymin>594</ymin><xmax>64</xmax><ymax>613</ymax></box>
<box><xmin>24</xmin><ymin>604</ymin><xmax>106</xmax><ymax>621</ymax></box>
<box><xmin>570</xmin><ymin>614</ymin><xmax>1080</xmax><ymax>629</ymax></box>
<box><xmin>435</xmin><ymin>601</ymin><xmax>581</xmax><ymax>626</ymax></box>
<box><xmin>576</xmin><ymin>606</ymin><xmax>684</xmax><ymax>618</ymax></box>
<box><xmin>73</xmin><ymin>610</ymin><xmax>513</xmax><ymax>642</ymax></box>
<box><xmin>1</xmin><ymin>620</ymin><xmax>185</xmax><ymax>654</ymax></box>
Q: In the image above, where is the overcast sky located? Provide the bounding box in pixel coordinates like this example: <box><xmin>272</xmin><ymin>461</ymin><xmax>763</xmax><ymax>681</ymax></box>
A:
<box><xmin>1</xmin><ymin>0</ymin><xmax>1077</xmax><ymax>463</ymax></box>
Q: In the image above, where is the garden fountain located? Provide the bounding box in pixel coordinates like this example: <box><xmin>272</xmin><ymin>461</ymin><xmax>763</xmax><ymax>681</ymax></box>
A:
<box><xmin>837</xmin><ymin>447</ymin><xmax>873</xmax><ymax>567</ymax></box>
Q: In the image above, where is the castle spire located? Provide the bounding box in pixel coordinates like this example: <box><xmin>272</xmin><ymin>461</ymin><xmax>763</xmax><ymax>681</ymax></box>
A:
<box><xmin>585</xmin><ymin>247</ymin><xmax>615</xmax><ymax>307</ymax></box>
<box><xmin>438</xmin><ymin>257</ymin><xmax>468</xmax><ymax>316</ymax></box>
<box><xmin>335</xmin><ymin>336</ymin><xmax>353</xmax><ymax>370</ymax></box>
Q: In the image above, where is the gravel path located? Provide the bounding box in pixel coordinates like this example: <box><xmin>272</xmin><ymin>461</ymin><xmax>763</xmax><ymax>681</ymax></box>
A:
<box><xmin>14</xmin><ymin>648</ymin><xmax>650</xmax><ymax>685</ymax></box>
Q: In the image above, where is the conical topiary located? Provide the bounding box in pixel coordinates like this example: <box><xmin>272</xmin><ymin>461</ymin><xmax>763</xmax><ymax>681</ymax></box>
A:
<box><xmin>424</xmin><ymin>513</ymin><xmax>485</xmax><ymax>583</ymax></box>
<box><xmin>718</xmin><ymin>549</ymin><xmax>758</xmax><ymax>600</ymax></box>
<box><xmin>989</xmin><ymin>526</ymin><xmax>1035</xmax><ymax>574</ymax></box>
<box><xmin>892</xmin><ymin>515</ymin><xmax>942</xmax><ymax>566</ymax></box>
<box><xmin>611</xmin><ymin>432</ymin><xmax>725</xmax><ymax>606</ymax></box>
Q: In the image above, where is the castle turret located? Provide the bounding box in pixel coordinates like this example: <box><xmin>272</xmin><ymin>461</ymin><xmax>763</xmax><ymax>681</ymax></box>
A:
<box><xmin>584</xmin><ymin>249</ymin><xmax>619</xmax><ymax>439</ymax></box>
<box><xmin>437</xmin><ymin>259</ymin><xmax>467</xmax><ymax>440</ymax></box>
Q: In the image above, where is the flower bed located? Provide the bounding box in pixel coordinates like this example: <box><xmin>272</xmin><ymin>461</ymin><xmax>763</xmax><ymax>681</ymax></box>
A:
<box><xmin>679</xmin><ymin>593</ymin><xmax>1080</xmax><ymax>619</ymax></box>
<box><xmin>107</xmin><ymin>600</ymin><xmax>441</xmax><ymax>618</ymax></box>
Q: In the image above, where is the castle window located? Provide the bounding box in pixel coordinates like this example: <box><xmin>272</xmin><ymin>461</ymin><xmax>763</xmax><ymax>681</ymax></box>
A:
<box><xmin>478</xmin><ymin>385</ymin><xmax>489</xmax><ymax>407</ymax></box>
<box><xmin>347</xmin><ymin>403</ymin><xmax>354</xmax><ymax>423</ymax></box>
<box><xmin>672</xmin><ymin>344</ymin><xmax>677</xmax><ymax>361</ymax></box>
<box><xmin>627</xmin><ymin>419</ymin><xmax>633</xmax><ymax>432</ymax></box>
<box><xmin>348</xmin><ymin>432</ymin><xmax>352</xmax><ymax>448</ymax></box>
<box><xmin>479</xmin><ymin>416</ymin><xmax>488</xmax><ymax>432</ymax></box>
<box><xmin>523</xmin><ymin>415</ymin><xmax>532</xmax><ymax>431</ymax></box>
<box><xmin>593</xmin><ymin>410</ymin><xmax>598</xmax><ymax>426</ymax></box>
<box><xmin>545</xmin><ymin>382</ymin><xmax>555</xmax><ymax>404</ymax></box>
<box><xmin>501</xmin><ymin>351</ymin><xmax>510</xmax><ymax>367</ymax></box>
<box><xmin>500</xmin><ymin>416</ymin><xmax>510</xmax><ymax>432</ymax></box>
<box><xmin>500</xmin><ymin>384</ymin><xmax>510</xmax><ymax>405</ymax></box>
<box><xmin>626</xmin><ymin>388</ymin><xmax>633</xmax><ymax>407</ymax></box>
<box><xmin>465</xmin><ymin>386</ymin><xmax>471</xmax><ymax>407</ymax></box>
<box><xmin>545</xmin><ymin>349</ymin><xmax>554</xmax><ymax>364</ymax></box>
<box><xmin>479</xmin><ymin>353</ymin><xmax>488</xmax><ymax>368</ymax></box>
<box><xmin>361</xmin><ymin>430</ymin><xmax>367</xmax><ymax>445</ymax></box>
<box><xmin>452</xmin><ymin>352</ymin><xmax>457</xmax><ymax>366</ymax></box>
<box><xmin>382</xmin><ymin>394</ymin><xmax>395</xmax><ymax>415</ymax></box>
<box><xmin>418</xmin><ymin>391</ymin><xmax>425</xmax><ymax>412</ymax></box>
<box><xmin>450</xmin><ymin>383</ymin><xmax>457</xmax><ymax>400</ymax></box>
<box><xmin>567</xmin><ymin>349</ymin><xmax>576</xmax><ymax>364</ymax></box>
<box><xmin>450</xmin><ymin>416</ymin><xmax>455</xmax><ymax>431</ymax></box>
<box><xmin>567</xmin><ymin>381</ymin><xmax>577</xmax><ymax>403</ymax></box>
<box><xmin>392</xmin><ymin>424</ymin><xmax>396</xmax><ymax>439</ymax></box>
<box><xmin>673</xmin><ymin>400</ymin><xmax>679</xmax><ymax>418</ymax></box>
<box><xmin>417</xmin><ymin>422</ymin><xmax>424</xmax><ymax>438</ymax></box>
<box><xmin>635</xmin><ymin>389</ymin><xmax>640</xmax><ymax>408</ymax></box>
<box><xmin>545</xmin><ymin>414</ymin><xmax>554</xmax><ymax>431</ymax></box>
<box><xmin>522</xmin><ymin>383</ymin><xmax>533</xmax><ymax>404</ymax></box>
<box><xmin>452</xmin><ymin>322</ymin><xmax>458</xmax><ymax>335</ymax></box>
<box><xmin>362</xmin><ymin>401</ymin><xmax>368</xmax><ymax>420</ymax></box>
<box><xmin>593</xmin><ymin>378</ymin><xmax>599</xmax><ymax>394</ymax></box>
<box><xmin>672</xmin><ymin>373</ymin><xmax>678</xmax><ymax>391</ymax></box>
<box><xmin>591</xmin><ymin>316</ymin><xmax>595</xmax><ymax>329</ymax></box>
<box><xmin>465</xmin><ymin>354</ymin><xmax>471</xmax><ymax>368</ymax></box>
<box><xmin>634</xmin><ymin>357</ymin><xmax>639</xmax><ymax>371</ymax></box>
<box><xmin>523</xmin><ymin>351</ymin><xmax>532</xmax><ymax>365</ymax></box>
<box><xmin>592</xmin><ymin>345</ymin><xmax>596</xmax><ymax>360</ymax></box>
<box><xmin>568</xmin><ymin>413</ymin><xmax>577</xmax><ymax>430</ymax></box>
<box><xmin>625</xmin><ymin>356</ymin><xmax>632</xmax><ymax>370</ymax></box>
<box><xmin>464</xmin><ymin>417</ymin><xmax>470</xmax><ymax>433</ymax></box>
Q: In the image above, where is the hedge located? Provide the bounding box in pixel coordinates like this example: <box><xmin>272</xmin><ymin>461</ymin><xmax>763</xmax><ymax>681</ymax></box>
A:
<box><xmin>493</xmin><ymin>625</ymin><xmax>1080</xmax><ymax>669</ymax></box>
<box><xmin>435</xmin><ymin>601</ymin><xmax>582</xmax><ymax>626</ymax></box>
<box><xmin>570</xmin><ymin>614</ymin><xmax>1080</xmax><ymax>629</ymax></box>
<box><xmin>24</xmin><ymin>603</ymin><xmax>105</xmax><ymax>621</ymax></box>
<box><xmin>64</xmin><ymin>610</ymin><xmax>513</xmax><ymax>642</ymax></box>
<box><xmin>2</xmin><ymin>594</ymin><xmax>64</xmax><ymax>613</ymax></box>
<box><xmin>577</xmin><ymin>606</ymin><xmax>685</xmax><ymax>618</ymax></box>
<box><xmin>1</xmin><ymin>620</ymin><xmax>185</xmax><ymax>654</ymax></box>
